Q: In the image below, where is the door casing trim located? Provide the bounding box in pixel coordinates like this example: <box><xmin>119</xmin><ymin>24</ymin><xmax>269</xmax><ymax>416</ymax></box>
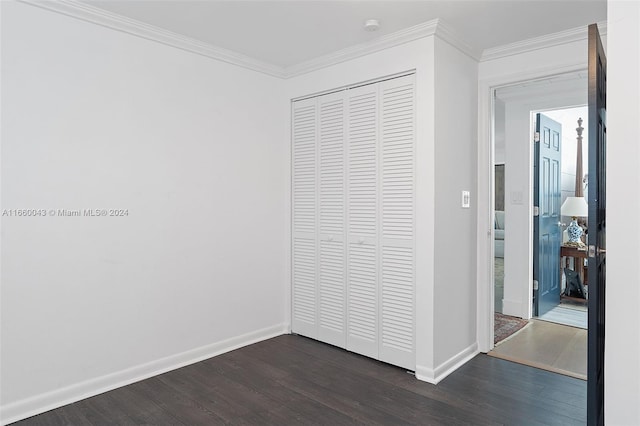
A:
<box><xmin>476</xmin><ymin>62</ymin><xmax>588</xmax><ymax>353</ymax></box>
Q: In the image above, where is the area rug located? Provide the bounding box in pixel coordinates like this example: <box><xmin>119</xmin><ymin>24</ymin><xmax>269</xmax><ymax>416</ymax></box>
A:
<box><xmin>494</xmin><ymin>312</ymin><xmax>529</xmax><ymax>344</ymax></box>
<box><xmin>489</xmin><ymin>319</ymin><xmax>587</xmax><ymax>380</ymax></box>
<box><xmin>538</xmin><ymin>305</ymin><xmax>587</xmax><ymax>329</ymax></box>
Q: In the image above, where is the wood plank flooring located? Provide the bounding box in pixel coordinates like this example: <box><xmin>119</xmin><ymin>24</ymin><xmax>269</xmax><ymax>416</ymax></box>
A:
<box><xmin>12</xmin><ymin>334</ymin><xmax>586</xmax><ymax>425</ymax></box>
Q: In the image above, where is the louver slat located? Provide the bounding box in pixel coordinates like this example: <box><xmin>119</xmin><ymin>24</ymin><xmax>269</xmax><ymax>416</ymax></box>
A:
<box><xmin>348</xmin><ymin>242</ymin><xmax>377</xmax><ymax>345</ymax></box>
<box><xmin>379</xmin><ymin>75</ymin><xmax>414</xmax><ymax>370</ymax></box>
<box><xmin>293</xmin><ymin>103</ymin><xmax>317</xmax><ymax>235</ymax></box>
<box><xmin>318</xmin><ymin>93</ymin><xmax>346</xmax><ymax>347</ymax></box>
<box><xmin>348</xmin><ymin>89</ymin><xmax>378</xmax><ymax>238</ymax></box>
<box><xmin>346</xmin><ymin>86</ymin><xmax>378</xmax><ymax>359</ymax></box>
<box><xmin>382</xmin><ymin>81</ymin><xmax>414</xmax><ymax>240</ymax></box>
<box><xmin>292</xmin><ymin>99</ymin><xmax>317</xmax><ymax>337</ymax></box>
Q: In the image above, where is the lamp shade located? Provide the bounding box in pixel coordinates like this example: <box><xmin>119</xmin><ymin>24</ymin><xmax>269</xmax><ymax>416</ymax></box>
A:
<box><xmin>561</xmin><ymin>196</ymin><xmax>588</xmax><ymax>217</ymax></box>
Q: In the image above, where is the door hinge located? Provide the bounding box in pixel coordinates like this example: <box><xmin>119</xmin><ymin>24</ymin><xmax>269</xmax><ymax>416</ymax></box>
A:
<box><xmin>533</xmin><ymin>280</ymin><xmax>539</xmax><ymax>290</ymax></box>
<box><xmin>588</xmin><ymin>245</ymin><xmax>596</xmax><ymax>257</ymax></box>
<box><xmin>534</xmin><ymin>132</ymin><xmax>540</xmax><ymax>142</ymax></box>
<box><xmin>533</xmin><ymin>206</ymin><xmax>539</xmax><ymax>216</ymax></box>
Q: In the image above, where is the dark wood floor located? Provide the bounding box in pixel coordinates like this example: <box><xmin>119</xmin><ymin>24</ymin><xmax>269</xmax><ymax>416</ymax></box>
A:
<box><xmin>13</xmin><ymin>334</ymin><xmax>586</xmax><ymax>425</ymax></box>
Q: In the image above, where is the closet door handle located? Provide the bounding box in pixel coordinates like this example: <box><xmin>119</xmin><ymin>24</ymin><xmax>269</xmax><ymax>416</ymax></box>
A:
<box><xmin>358</xmin><ymin>237</ymin><xmax>365</xmax><ymax>244</ymax></box>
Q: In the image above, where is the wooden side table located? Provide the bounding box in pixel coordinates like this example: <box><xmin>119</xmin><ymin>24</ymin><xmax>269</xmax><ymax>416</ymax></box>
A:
<box><xmin>561</xmin><ymin>245</ymin><xmax>588</xmax><ymax>283</ymax></box>
<box><xmin>561</xmin><ymin>245</ymin><xmax>588</xmax><ymax>303</ymax></box>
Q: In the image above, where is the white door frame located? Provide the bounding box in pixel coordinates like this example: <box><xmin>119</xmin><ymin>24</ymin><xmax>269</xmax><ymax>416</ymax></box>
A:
<box><xmin>476</xmin><ymin>63</ymin><xmax>588</xmax><ymax>353</ymax></box>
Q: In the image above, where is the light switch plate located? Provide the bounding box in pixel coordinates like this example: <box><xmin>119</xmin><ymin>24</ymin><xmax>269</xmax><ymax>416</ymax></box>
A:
<box><xmin>511</xmin><ymin>190</ymin><xmax>523</xmax><ymax>205</ymax></box>
<box><xmin>461</xmin><ymin>190</ymin><xmax>470</xmax><ymax>208</ymax></box>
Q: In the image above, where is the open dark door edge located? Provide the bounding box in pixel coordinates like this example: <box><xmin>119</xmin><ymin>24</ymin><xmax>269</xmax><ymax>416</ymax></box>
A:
<box><xmin>587</xmin><ymin>22</ymin><xmax>606</xmax><ymax>426</ymax></box>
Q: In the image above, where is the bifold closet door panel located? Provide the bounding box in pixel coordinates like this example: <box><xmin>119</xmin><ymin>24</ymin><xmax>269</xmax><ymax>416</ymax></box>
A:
<box><xmin>291</xmin><ymin>73</ymin><xmax>416</xmax><ymax>370</ymax></box>
<box><xmin>346</xmin><ymin>84</ymin><xmax>379</xmax><ymax>359</ymax></box>
<box><xmin>378</xmin><ymin>75</ymin><xmax>415</xmax><ymax>370</ymax></box>
<box><xmin>292</xmin><ymin>97</ymin><xmax>318</xmax><ymax>338</ymax></box>
<box><xmin>317</xmin><ymin>91</ymin><xmax>347</xmax><ymax>348</ymax></box>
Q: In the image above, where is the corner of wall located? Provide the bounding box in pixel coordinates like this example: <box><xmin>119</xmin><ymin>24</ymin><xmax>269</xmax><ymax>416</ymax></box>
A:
<box><xmin>431</xmin><ymin>35</ymin><xmax>479</xmax><ymax>368</ymax></box>
<box><xmin>415</xmin><ymin>342</ymin><xmax>479</xmax><ymax>385</ymax></box>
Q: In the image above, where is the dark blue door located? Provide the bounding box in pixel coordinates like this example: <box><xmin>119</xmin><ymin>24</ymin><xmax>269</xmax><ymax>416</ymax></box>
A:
<box><xmin>587</xmin><ymin>23</ymin><xmax>606</xmax><ymax>426</ymax></box>
<box><xmin>534</xmin><ymin>113</ymin><xmax>562</xmax><ymax>317</ymax></box>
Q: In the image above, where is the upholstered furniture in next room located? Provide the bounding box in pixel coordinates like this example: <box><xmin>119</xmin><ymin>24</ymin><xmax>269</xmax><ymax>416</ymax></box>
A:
<box><xmin>495</xmin><ymin>210</ymin><xmax>505</xmax><ymax>258</ymax></box>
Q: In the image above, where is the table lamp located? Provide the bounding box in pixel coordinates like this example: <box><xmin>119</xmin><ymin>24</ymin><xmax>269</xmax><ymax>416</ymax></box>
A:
<box><xmin>561</xmin><ymin>196</ymin><xmax>588</xmax><ymax>245</ymax></box>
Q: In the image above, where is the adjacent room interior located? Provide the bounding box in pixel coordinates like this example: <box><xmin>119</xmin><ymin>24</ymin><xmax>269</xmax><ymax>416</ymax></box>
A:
<box><xmin>491</xmin><ymin>77</ymin><xmax>590</xmax><ymax>378</ymax></box>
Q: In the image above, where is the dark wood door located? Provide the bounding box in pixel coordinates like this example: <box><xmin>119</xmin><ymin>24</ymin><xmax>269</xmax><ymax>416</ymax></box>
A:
<box><xmin>534</xmin><ymin>113</ymin><xmax>562</xmax><ymax>317</ymax></box>
<box><xmin>587</xmin><ymin>23</ymin><xmax>606</xmax><ymax>426</ymax></box>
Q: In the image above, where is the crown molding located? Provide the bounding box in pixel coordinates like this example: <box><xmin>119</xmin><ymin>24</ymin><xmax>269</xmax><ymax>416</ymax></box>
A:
<box><xmin>283</xmin><ymin>19</ymin><xmax>440</xmax><ymax>78</ymax></box>
<box><xmin>481</xmin><ymin>20</ymin><xmax>608</xmax><ymax>62</ymax></box>
<box><xmin>284</xmin><ymin>18</ymin><xmax>484</xmax><ymax>78</ymax></box>
<box><xmin>18</xmin><ymin>0</ymin><xmax>288</xmax><ymax>78</ymax></box>
<box><xmin>433</xmin><ymin>20</ymin><xmax>482</xmax><ymax>61</ymax></box>
<box><xmin>18</xmin><ymin>1</ymin><xmax>606</xmax><ymax>79</ymax></box>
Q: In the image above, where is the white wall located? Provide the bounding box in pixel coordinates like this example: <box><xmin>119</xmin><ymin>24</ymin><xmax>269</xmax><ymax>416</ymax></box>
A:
<box><xmin>501</xmin><ymin>101</ymin><xmax>534</xmax><ymax>318</ymax></box>
<box><xmin>0</xmin><ymin>2</ymin><xmax>288</xmax><ymax>423</ymax></box>
<box><xmin>543</xmin><ymin>106</ymin><xmax>589</xmax><ymax>206</ymax></box>
<box><xmin>285</xmin><ymin>36</ymin><xmax>438</xmax><ymax>379</ymax></box>
<box><xmin>433</xmin><ymin>38</ymin><xmax>478</xmax><ymax>367</ymax></box>
<box><xmin>605</xmin><ymin>1</ymin><xmax>640</xmax><ymax>424</ymax></box>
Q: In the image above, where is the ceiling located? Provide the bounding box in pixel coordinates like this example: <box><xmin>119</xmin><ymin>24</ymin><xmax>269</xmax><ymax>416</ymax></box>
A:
<box><xmin>85</xmin><ymin>0</ymin><xmax>606</xmax><ymax>68</ymax></box>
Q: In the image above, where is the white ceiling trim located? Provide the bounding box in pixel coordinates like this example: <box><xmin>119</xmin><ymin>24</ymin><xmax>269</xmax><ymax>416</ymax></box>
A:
<box><xmin>19</xmin><ymin>0</ymin><xmax>288</xmax><ymax>78</ymax></box>
<box><xmin>434</xmin><ymin>20</ymin><xmax>482</xmax><ymax>62</ymax></box>
<box><xmin>283</xmin><ymin>19</ymin><xmax>482</xmax><ymax>78</ymax></box>
<box><xmin>17</xmin><ymin>1</ymin><xmax>475</xmax><ymax>80</ymax></box>
<box><xmin>284</xmin><ymin>19</ymin><xmax>441</xmax><ymax>78</ymax></box>
<box><xmin>283</xmin><ymin>18</ymin><xmax>482</xmax><ymax>78</ymax></box>
<box><xmin>17</xmin><ymin>1</ymin><xmax>607</xmax><ymax>80</ymax></box>
<box><xmin>481</xmin><ymin>21</ymin><xmax>607</xmax><ymax>62</ymax></box>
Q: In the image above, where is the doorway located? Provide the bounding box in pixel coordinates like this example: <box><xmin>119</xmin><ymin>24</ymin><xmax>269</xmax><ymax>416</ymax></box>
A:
<box><xmin>493</xmin><ymin>102</ymin><xmax>591</xmax><ymax>326</ymax></box>
<box><xmin>490</xmin><ymin>97</ymin><xmax>589</xmax><ymax>380</ymax></box>
<box><xmin>491</xmin><ymin>72</ymin><xmax>587</xmax><ymax>323</ymax></box>
<box><xmin>489</xmin><ymin>77</ymin><xmax>589</xmax><ymax>379</ymax></box>
<box><xmin>479</xmin><ymin>25</ymin><xmax>607</xmax><ymax>426</ymax></box>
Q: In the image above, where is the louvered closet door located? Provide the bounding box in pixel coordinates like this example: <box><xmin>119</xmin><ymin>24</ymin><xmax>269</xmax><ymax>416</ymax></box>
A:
<box><xmin>292</xmin><ymin>97</ymin><xmax>318</xmax><ymax>338</ymax></box>
<box><xmin>291</xmin><ymin>74</ymin><xmax>415</xmax><ymax>370</ymax></box>
<box><xmin>346</xmin><ymin>84</ymin><xmax>379</xmax><ymax>359</ymax></box>
<box><xmin>317</xmin><ymin>91</ymin><xmax>347</xmax><ymax>347</ymax></box>
<box><xmin>378</xmin><ymin>75</ymin><xmax>415</xmax><ymax>370</ymax></box>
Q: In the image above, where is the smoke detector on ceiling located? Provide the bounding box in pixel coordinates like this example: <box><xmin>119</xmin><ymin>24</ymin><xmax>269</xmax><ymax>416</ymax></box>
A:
<box><xmin>364</xmin><ymin>19</ymin><xmax>380</xmax><ymax>32</ymax></box>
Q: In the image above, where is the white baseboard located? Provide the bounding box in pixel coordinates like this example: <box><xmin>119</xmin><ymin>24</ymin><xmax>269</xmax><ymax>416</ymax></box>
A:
<box><xmin>415</xmin><ymin>342</ymin><xmax>479</xmax><ymax>384</ymax></box>
<box><xmin>0</xmin><ymin>323</ymin><xmax>289</xmax><ymax>426</ymax></box>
